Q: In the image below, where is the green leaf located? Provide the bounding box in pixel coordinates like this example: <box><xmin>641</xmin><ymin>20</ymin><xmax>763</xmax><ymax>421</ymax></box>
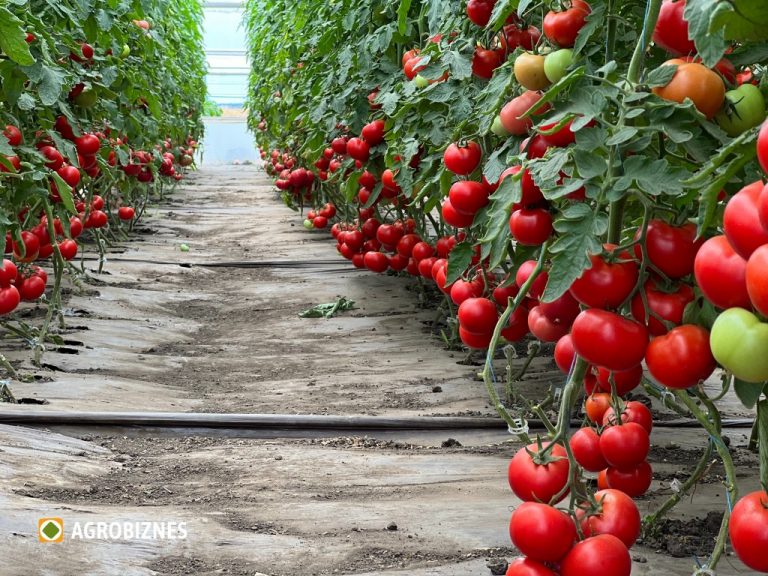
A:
<box><xmin>446</xmin><ymin>241</ymin><xmax>474</xmax><ymax>285</ymax></box>
<box><xmin>23</xmin><ymin>62</ymin><xmax>65</xmax><ymax>106</ymax></box>
<box><xmin>443</xmin><ymin>50</ymin><xmax>473</xmax><ymax>80</ymax></box>
<box><xmin>615</xmin><ymin>156</ymin><xmax>688</xmax><ymax>197</ymax></box>
<box><xmin>16</xmin><ymin>92</ymin><xmax>35</xmax><ymax>110</ymax></box>
<box><xmin>49</xmin><ymin>172</ymin><xmax>76</xmax><ymax>214</ymax></box>
<box><xmin>685</xmin><ymin>0</ymin><xmax>728</xmax><ymax>67</ymax></box>
<box><xmin>711</xmin><ymin>0</ymin><xmax>768</xmax><ymax>42</ymax></box>
<box><xmin>483</xmin><ymin>146</ymin><xmax>508</xmax><ymax>184</ymax></box>
<box><xmin>645</xmin><ymin>64</ymin><xmax>678</xmax><ymax>88</ymax></box>
<box><xmin>542</xmin><ymin>204</ymin><xmax>607</xmax><ymax>303</ymax></box>
<box><xmin>0</xmin><ymin>7</ymin><xmax>34</xmax><ymax>65</ymax></box>
<box><xmin>734</xmin><ymin>378</ymin><xmax>768</xmax><ymax>410</ymax></box>
<box><xmin>573</xmin><ymin>4</ymin><xmax>605</xmax><ymax>55</ymax></box>
<box><xmin>344</xmin><ymin>171</ymin><xmax>362</xmax><ymax>203</ymax></box>
<box><xmin>606</xmin><ymin>127</ymin><xmax>639</xmax><ymax>146</ymax></box>
<box><xmin>397</xmin><ymin>0</ymin><xmax>412</xmax><ymax>35</ymax></box>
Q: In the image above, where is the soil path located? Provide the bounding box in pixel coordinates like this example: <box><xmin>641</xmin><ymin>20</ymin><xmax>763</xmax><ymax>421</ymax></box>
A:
<box><xmin>0</xmin><ymin>166</ymin><xmax>756</xmax><ymax>575</ymax></box>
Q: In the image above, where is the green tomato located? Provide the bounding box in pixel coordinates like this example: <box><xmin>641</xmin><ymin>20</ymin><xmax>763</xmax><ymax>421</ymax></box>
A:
<box><xmin>303</xmin><ymin>219</ymin><xmax>314</xmax><ymax>230</ymax></box>
<box><xmin>120</xmin><ymin>44</ymin><xmax>131</xmax><ymax>58</ymax></box>
<box><xmin>491</xmin><ymin>115</ymin><xmax>510</xmax><ymax>137</ymax></box>
<box><xmin>74</xmin><ymin>89</ymin><xmax>98</xmax><ymax>108</ymax></box>
<box><xmin>544</xmin><ymin>49</ymin><xmax>574</xmax><ymax>84</ymax></box>
<box><xmin>715</xmin><ymin>84</ymin><xmax>766</xmax><ymax>137</ymax></box>
<box><xmin>414</xmin><ymin>75</ymin><xmax>429</xmax><ymax>89</ymax></box>
<box><xmin>179</xmin><ymin>243</ymin><xmax>190</xmax><ymax>252</ymax></box>
<box><xmin>711</xmin><ymin>308</ymin><xmax>768</xmax><ymax>383</ymax></box>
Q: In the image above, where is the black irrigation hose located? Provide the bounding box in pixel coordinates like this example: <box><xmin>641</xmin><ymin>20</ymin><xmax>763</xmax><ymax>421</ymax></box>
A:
<box><xmin>78</xmin><ymin>256</ymin><xmax>360</xmax><ymax>270</ymax></box>
<box><xmin>0</xmin><ymin>411</ymin><xmax>755</xmax><ymax>431</ymax></box>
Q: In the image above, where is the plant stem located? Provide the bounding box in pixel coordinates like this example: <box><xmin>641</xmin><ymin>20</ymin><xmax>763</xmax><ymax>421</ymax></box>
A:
<box><xmin>606</xmin><ymin>196</ymin><xmax>626</xmax><ymax>245</ymax></box>
<box><xmin>627</xmin><ymin>0</ymin><xmax>663</xmax><ymax>84</ymax></box>
<box><xmin>757</xmin><ymin>399</ymin><xmax>768</xmax><ymax>493</ymax></box>
<box><xmin>675</xmin><ymin>390</ymin><xmax>738</xmax><ymax>572</ymax></box>
<box><xmin>605</xmin><ymin>0</ymin><xmax>617</xmax><ymax>64</ymax></box>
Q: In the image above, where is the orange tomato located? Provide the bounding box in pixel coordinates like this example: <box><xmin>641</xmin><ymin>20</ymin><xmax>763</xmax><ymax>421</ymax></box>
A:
<box><xmin>585</xmin><ymin>392</ymin><xmax>612</xmax><ymax>424</ymax></box>
<box><xmin>653</xmin><ymin>61</ymin><xmax>725</xmax><ymax>119</ymax></box>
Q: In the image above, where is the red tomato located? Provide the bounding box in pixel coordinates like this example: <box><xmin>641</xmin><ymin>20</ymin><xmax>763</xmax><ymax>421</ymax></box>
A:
<box><xmin>599</xmin><ymin>422</ymin><xmax>650</xmax><ymax>470</ymax></box>
<box><xmin>729</xmin><ymin>490</ymin><xmax>768</xmax><ymax>572</ymax></box>
<box><xmin>472</xmin><ymin>47</ymin><xmax>504</xmax><ymax>79</ymax></box>
<box><xmin>746</xmin><ymin>244</ymin><xmax>768</xmax><ymax>315</ymax></box>
<box><xmin>346</xmin><ymin>138</ymin><xmax>370</xmax><ymax>162</ymax></box>
<box><xmin>603</xmin><ymin>401</ymin><xmax>653</xmax><ymax>434</ymax></box>
<box><xmin>579</xmin><ymin>489</ymin><xmax>641</xmax><ymax>548</ymax></box>
<box><xmin>528</xmin><ymin>305</ymin><xmax>570</xmax><ymax>342</ymax></box>
<box><xmin>411</xmin><ymin>242</ymin><xmax>434</xmax><ymax>262</ymax></box>
<box><xmin>538</xmin><ymin>118</ymin><xmax>577</xmax><ymax>147</ymax></box>
<box><xmin>606</xmin><ymin>461</ymin><xmax>653</xmax><ymax>497</ymax></box>
<box><xmin>653</xmin><ymin>0</ymin><xmax>696</xmax><ymax>56</ymax></box>
<box><xmin>571</xmin><ymin>309</ymin><xmax>648</xmax><ymax>371</ymax></box>
<box><xmin>504</xmin><ymin>558</ymin><xmax>556</xmax><ymax>576</ymax></box>
<box><xmin>442</xmin><ymin>198</ymin><xmax>475</xmax><ymax>228</ymax></box>
<box><xmin>509</xmin><ymin>209</ymin><xmax>553</xmax><ymax>246</ymax></box>
<box><xmin>509</xmin><ymin>502</ymin><xmax>576</xmax><ymax>563</ymax></box>
<box><xmin>694</xmin><ymin>235</ymin><xmax>751</xmax><ymax>309</ymax></box>
<box><xmin>388</xmin><ymin>253</ymin><xmax>409</xmax><ymax>272</ymax></box>
<box><xmin>466</xmin><ymin>0</ymin><xmax>494</xmax><ymax>26</ymax></box>
<box><xmin>630</xmin><ymin>281</ymin><xmax>695</xmax><ymax>335</ymax></box>
<box><xmin>493</xmin><ymin>282</ymin><xmax>519</xmax><ymax>308</ymax></box>
<box><xmin>502</xmin><ymin>306</ymin><xmax>530</xmax><ymax>342</ymax></box>
<box><xmin>360</xmin><ymin>119</ymin><xmax>385</xmax><ymax>145</ymax></box>
<box><xmin>724</xmin><ymin>180</ymin><xmax>768</xmax><ymax>259</ymax></box>
<box><xmin>636</xmin><ymin>220</ymin><xmax>702</xmax><ymax>279</ymax></box>
<box><xmin>554</xmin><ymin>334</ymin><xmax>576</xmax><ymax>373</ymax></box>
<box><xmin>646</xmin><ymin>324</ymin><xmax>716</xmax><ymax>389</ymax></box>
<box><xmin>74</xmin><ymin>134</ymin><xmax>100</xmax><ymax>156</ymax></box>
<box><xmin>570</xmin><ymin>427</ymin><xmax>607</xmax><ymax>472</ymax></box>
<box><xmin>539</xmin><ymin>290</ymin><xmax>580</xmax><ymax>326</ymax></box>
<box><xmin>443</xmin><ymin>141</ymin><xmax>482</xmax><ymax>175</ymax></box>
<box><xmin>501</xmin><ymin>23</ymin><xmax>541</xmax><ymax>54</ymax></box>
<box><xmin>458</xmin><ymin>297</ymin><xmax>498</xmax><ymax>335</ymax></box>
<box><xmin>395</xmin><ymin>234</ymin><xmax>420</xmax><ymax>257</ymax></box>
<box><xmin>560</xmin><ymin>534</ymin><xmax>631</xmax><ymax>576</ymax></box>
<box><xmin>758</xmin><ymin>121</ymin><xmax>768</xmax><ymax>175</ymax></box>
<box><xmin>0</xmin><ymin>285</ymin><xmax>20</xmax><ymax>314</ymax></box>
<box><xmin>508</xmin><ymin>442</ymin><xmax>569</xmax><ymax>504</ymax></box>
<box><xmin>451</xmin><ymin>278</ymin><xmax>484</xmax><ymax>305</ymax></box>
<box><xmin>450</xmin><ymin>181</ymin><xmax>490</xmax><ymax>216</ymax></box>
<box><xmin>3</xmin><ymin>125</ymin><xmax>22</xmax><ymax>147</ymax></box>
<box><xmin>570</xmin><ymin>245</ymin><xmax>638</xmax><ymax>309</ymax></box>
<box><xmin>459</xmin><ymin>327</ymin><xmax>492</xmax><ymax>349</ymax></box>
<box><xmin>18</xmin><ymin>274</ymin><xmax>45</xmax><ymax>301</ymax></box>
<box><xmin>364</xmin><ymin>251</ymin><xmax>389</xmax><ymax>273</ymax></box>
<box><xmin>595</xmin><ymin>365</ymin><xmax>643</xmax><ymax>396</ymax></box>
<box><xmin>543</xmin><ymin>0</ymin><xmax>591</xmax><ymax>48</ymax></box>
<box><xmin>331</xmin><ymin>137</ymin><xmax>348</xmax><ymax>155</ymax></box>
<box><xmin>515</xmin><ymin>260</ymin><xmax>547</xmax><ymax>298</ymax></box>
<box><xmin>13</xmin><ymin>231</ymin><xmax>40</xmax><ymax>263</ymax></box>
<box><xmin>58</xmin><ymin>239</ymin><xmax>78</xmax><ymax>261</ymax></box>
<box><xmin>0</xmin><ymin>259</ymin><xmax>18</xmax><ymax>287</ymax></box>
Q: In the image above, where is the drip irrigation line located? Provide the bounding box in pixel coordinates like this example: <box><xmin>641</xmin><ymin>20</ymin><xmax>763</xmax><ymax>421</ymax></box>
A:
<box><xmin>77</xmin><ymin>256</ymin><xmax>359</xmax><ymax>269</ymax></box>
<box><xmin>0</xmin><ymin>411</ymin><xmax>755</xmax><ymax>431</ymax></box>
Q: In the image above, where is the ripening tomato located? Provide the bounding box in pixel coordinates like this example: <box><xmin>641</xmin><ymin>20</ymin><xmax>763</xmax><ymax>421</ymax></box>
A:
<box><xmin>653</xmin><ymin>61</ymin><xmax>726</xmax><ymax>119</ymax></box>
<box><xmin>630</xmin><ymin>281</ymin><xmax>695</xmax><ymax>336</ymax></box>
<box><xmin>710</xmin><ymin>308</ymin><xmax>768</xmax><ymax>383</ymax></box>
<box><xmin>570</xmin><ymin>245</ymin><xmax>639</xmax><ymax>309</ymax></box>
<box><xmin>653</xmin><ymin>0</ymin><xmax>695</xmax><ymax>55</ymax></box>
<box><xmin>636</xmin><ymin>220</ymin><xmax>702</xmax><ymax>279</ymax></box>
<box><xmin>585</xmin><ymin>392</ymin><xmax>612</xmax><ymax>424</ymax></box>
<box><xmin>514</xmin><ymin>53</ymin><xmax>550</xmax><ymax>91</ymax></box>
<box><xmin>543</xmin><ymin>0</ymin><xmax>590</xmax><ymax>48</ymax></box>
<box><xmin>509</xmin><ymin>502</ymin><xmax>576</xmax><ymax>563</ymax></box>
<box><xmin>570</xmin><ymin>427</ymin><xmax>607</xmax><ymax>472</ymax></box>
<box><xmin>724</xmin><ymin>180</ymin><xmax>768</xmax><ymax>259</ymax></box>
<box><xmin>500</xmin><ymin>91</ymin><xmax>548</xmax><ymax>135</ymax></box>
<box><xmin>599</xmin><ymin>422</ymin><xmax>650</xmax><ymax>470</ymax></box>
<box><xmin>606</xmin><ymin>461</ymin><xmax>653</xmax><ymax>497</ymax></box>
<box><xmin>571</xmin><ymin>309</ymin><xmax>648</xmax><ymax>372</ymax></box>
<box><xmin>646</xmin><ymin>324</ymin><xmax>716</xmax><ymax>389</ymax></box>
<box><xmin>444</xmin><ymin>141</ymin><xmax>482</xmax><ymax>175</ymax></box>
<box><xmin>501</xmin><ymin>23</ymin><xmax>541</xmax><ymax>54</ymax></box>
<box><xmin>729</xmin><ymin>491</ymin><xmax>768</xmax><ymax>572</ymax></box>
<box><xmin>509</xmin><ymin>208</ymin><xmax>552</xmax><ymax>246</ymax></box>
<box><xmin>508</xmin><ymin>442</ymin><xmax>569</xmax><ymax>504</ymax></box>
<box><xmin>579</xmin><ymin>489</ymin><xmax>641</xmax><ymax>548</ymax></box>
<box><xmin>694</xmin><ymin>235</ymin><xmax>751</xmax><ymax>309</ymax></box>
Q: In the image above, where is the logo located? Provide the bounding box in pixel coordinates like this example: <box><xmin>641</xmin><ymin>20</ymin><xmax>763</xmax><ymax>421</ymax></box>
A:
<box><xmin>38</xmin><ymin>518</ymin><xmax>64</xmax><ymax>543</ymax></box>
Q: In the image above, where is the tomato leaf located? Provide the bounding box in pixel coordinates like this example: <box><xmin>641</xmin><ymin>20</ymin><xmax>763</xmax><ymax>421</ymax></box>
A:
<box><xmin>542</xmin><ymin>204</ymin><xmax>607</xmax><ymax>303</ymax></box>
<box><xmin>49</xmin><ymin>172</ymin><xmax>76</xmax><ymax>214</ymax></box>
<box><xmin>573</xmin><ymin>4</ymin><xmax>605</xmax><ymax>56</ymax></box>
<box><xmin>684</xmin><ymin>0</ymin><xmax>728</xmax><ymax>67</ymax></box>
<box><xmin>711</xmin><ymin>0</ymin><xmax>768</xmax><ymax>42</ymax></box>
<box><xmin>734</xmin><ymin>378</ymin><xmax>768</xmax><ymax>410</ymax></box>
<box><xmin>397</xmin><ymin>0</ymin><xmax>413</xmax><ymax>35</ymax></box>
<box><xmin>446</xmin><ymin>241</ymin><xmax>474</xmax><ymax>285</ymax></box>
<box><xmin>22</xmin><ymin>62</ymin><xmax>66</xmax><ymax>106</ymax></box>
<box><xmin>0</xmin><ymin>7</ymin><xmax>34</xmax><ymax>66</ymax></box>
<box><xmin>645</xmin><ymin>64</ymin><xmax>678</xmax><ymax>88</ymax></box>
<box><xmin>344</xmin><ymin>171</ymin><xmax>362</xmax><ymax>203</ymax></box>
<box><xmin>615</xmin><ymin>156</ymin><xmax>688</xmax><ymax>197</ymax></box>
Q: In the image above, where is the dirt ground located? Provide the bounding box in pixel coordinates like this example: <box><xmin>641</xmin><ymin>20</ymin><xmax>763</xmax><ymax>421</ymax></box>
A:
<box><xmin>0</xmin><ymin>166</ymin><xmax>759</xmax><ymax>575</ymax></box>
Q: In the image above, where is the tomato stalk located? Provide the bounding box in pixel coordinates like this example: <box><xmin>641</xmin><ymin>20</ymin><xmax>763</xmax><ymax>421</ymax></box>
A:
<box><xmin>675</xmin><ymin>389</ymin><xmax>737</xmax><ymax>572</ymax></box>
<box><xmin>626</xmin><ymin>0</ymin><xmax>663</xmax><ymax>85</ymax></box>
<box><xmin>604</xmin><ymin>0</ymin><xmax>617</xmax><ymax>64</ymax></box>
<box><xmin>34</xmin><ymin>203</ymin><xmax>66</xmax><ymax>366</ymax></box>
<box><xmin>757</xmin><ymin>399</ymin><xmax>768</xmax><ymax>494</ymax></box>
<box><xmin>481</xmin><ymin>240</ymin><xmax>551</xmax><ymax>438</ymax></box>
